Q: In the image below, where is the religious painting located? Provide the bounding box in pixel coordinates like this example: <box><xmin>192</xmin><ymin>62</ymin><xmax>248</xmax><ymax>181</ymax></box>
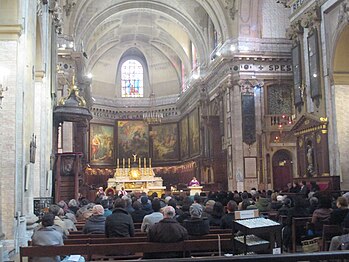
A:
<box><xmin>117</xmin><ymin>120</ymin><xmax>149</xmax><ymax>159</ymax></box>
<box><xmin>90</xmin><ymin>124</ymin><xmax>115</xmax><ymax>165</ymax></box>
<box><xmin>189</xmin><ymin>108</ymin><xmax>200</xmax><ymax>157</ymax></box>
<box><xmin>180</xmin><ymin>116</ymin><xmax>189</xmax><ymax>160</ymax></box>
<box><xmin>151</xmin><ymin>123</ymin><xmax>179</xmax><ymax>161</ymax></box>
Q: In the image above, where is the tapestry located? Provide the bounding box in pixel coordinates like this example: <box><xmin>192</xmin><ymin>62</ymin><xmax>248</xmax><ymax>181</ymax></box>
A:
<box><xmin>151</xmin><ymin>123</ymin><xmax>179</xmax><ymax>161</ymax></box>
<box><xmin>117</xmin><ymin>120</ymin><xmax>149</xmax><ymax>159</ymax></box>
<box><xmin>90</xmin><ymin>124</ymin><xmax>114</xmax><ymax>165</ymax></box>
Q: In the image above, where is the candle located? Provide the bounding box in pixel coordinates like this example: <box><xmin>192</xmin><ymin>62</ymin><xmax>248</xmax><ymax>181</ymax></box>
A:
<box><xmin>128</xmin><ymin>158</ymin><xmax>130</xmax><ymax>168</ymax></box>
<box><xmin>122</xmin><ymin>158</ymin><xmax>125</xmax><ymax>169</ymax></box>
<box><xmin>144</xmin><ymin>158</ymin><xmax>146</xmax><ymax>168</ymax></box>
<box><xmin>139</xmin><ymin>157</ymin><xmax>141</xmax><ymax>168</ymax></box>
<box><xmin>149</xmin><ymin>158</ymin><xmax>152</xmax><ymax>168</ymax></box>
<box><xmin>117</xmin><ymin>158</ymin><xmax>119</xmax><ymax>169</ymax></box>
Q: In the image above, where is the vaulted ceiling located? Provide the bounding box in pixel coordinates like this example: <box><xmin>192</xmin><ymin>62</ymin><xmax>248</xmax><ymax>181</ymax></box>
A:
<box><xmin>62</xmin><ymin>0</ymin><xmax>231</xmax><ymax>99</ymax></box>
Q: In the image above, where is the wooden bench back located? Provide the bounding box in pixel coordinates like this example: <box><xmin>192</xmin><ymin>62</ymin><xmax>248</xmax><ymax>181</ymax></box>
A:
<box><xmin>20</xmin><ymin>238</ymin><xmax>232</xmax><ymax>261</ymax></box>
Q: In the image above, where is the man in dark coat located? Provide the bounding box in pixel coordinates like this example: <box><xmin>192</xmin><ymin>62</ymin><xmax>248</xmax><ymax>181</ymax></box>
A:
<box><xmin>105</xmin><ymin>198</ymin><xmax>135</xmax><ymax>237</ymax></box>
<box><xmin>146</xmin><ymin>206</ymin><xmax>188</xmax><ymax>258</ymax></box>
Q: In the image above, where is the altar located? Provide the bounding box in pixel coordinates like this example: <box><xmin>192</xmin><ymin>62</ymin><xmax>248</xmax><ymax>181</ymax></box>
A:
<box><xmin>107</xmin><ymin>156</ymin><xmax>166</xmax><ymax>196</ymax></box>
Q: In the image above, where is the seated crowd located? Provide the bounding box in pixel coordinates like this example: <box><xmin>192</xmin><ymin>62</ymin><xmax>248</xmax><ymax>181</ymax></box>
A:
<box><xmin>30</xmin><ymin>182</ymin><xmax>349</xmax><ymax>260</ymax></box>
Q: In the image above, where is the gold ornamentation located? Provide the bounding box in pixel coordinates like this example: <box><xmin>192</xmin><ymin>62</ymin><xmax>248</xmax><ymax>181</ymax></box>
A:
<box><xmin>298</xmin><ymin>138</ymin><xmax>303</xmax><ymax>147</ymax></box>
<box><xmin>58</xmin><ymin>76</ymin><xmax>87</xmax><ymax>107</ymax></box>
<box><xmin>316</xmin><ymin>134</ymin><xmax>321</xmax><ymax>144</ymax></box>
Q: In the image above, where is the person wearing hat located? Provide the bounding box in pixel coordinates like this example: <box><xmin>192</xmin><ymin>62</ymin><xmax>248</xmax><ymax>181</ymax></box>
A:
<box><xmin>183</xmin><ymin>203</ymin><xmax>209</xmax><ymax>236</ymax></box>
<box><xmin>82</xmin><ymin>204</ymin><xmax>106</xmax><ymax>234</ymax></box>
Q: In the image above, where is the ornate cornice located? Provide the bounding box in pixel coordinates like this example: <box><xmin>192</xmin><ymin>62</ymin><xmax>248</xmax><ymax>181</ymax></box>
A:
<box><xmin>286</xmin><ymin>21</ymin><xmax>303</xmax><ymax>42</ymax></box>
<box><xmin>300</xmin><ymin>4</ymin><xmax>321</xmax><ymax>31</ymax></box>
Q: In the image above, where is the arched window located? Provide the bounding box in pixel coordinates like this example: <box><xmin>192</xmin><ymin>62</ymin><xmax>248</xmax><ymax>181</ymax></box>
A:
<box><xmin>121</xmin><ymin>60</ymin><xmax>144</xmax><ymax>97</ymax></box>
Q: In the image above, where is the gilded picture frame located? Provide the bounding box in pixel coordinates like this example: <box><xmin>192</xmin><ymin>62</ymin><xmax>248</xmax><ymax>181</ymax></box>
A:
<box><xmin>90</xmin><ymin>123</ymin><xmax>115</xmax><ymax>165</ymax></box>
<box><xmin>117</xmin><ymin>120</ymin><xmax>149</xmax><ymax>159</ymax></box>
<box><xmin>151</xmin><ymin>123</ymin><xmax>179</xmax><ymax>161</ymax></box>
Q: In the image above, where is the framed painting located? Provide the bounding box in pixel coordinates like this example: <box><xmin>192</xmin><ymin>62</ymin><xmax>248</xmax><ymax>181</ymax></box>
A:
<box><xmin>117</xmin><ymin>120</ymin><xmax>149</xmax><ymax>159</ymax></box>
<box><xmin>189</xmin><ymin>108</ymin><xmax>200</xmax><ymax>157</ymax></box>
<box><xmin>151</xmin><ymin>123</ymin><xmax>179</xmax><ymax>161</ymax></box>
<box><xmin>180</xmin><ymin>116</ymin><xmax>189</xmax><ymax>160</ymax></box>
<box><xmin>90</xmin><ymin>123</ymin><xmax>115</xmax><ymax>165</ymax></box>
<box><xmin>244</xmin><ymin>157</ymin><xmax>257</xmax><ymax>178</ymax></box>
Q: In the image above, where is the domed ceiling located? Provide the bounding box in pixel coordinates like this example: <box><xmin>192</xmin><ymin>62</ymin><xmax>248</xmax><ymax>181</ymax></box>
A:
<box><xmin>63</xmin><ymin>0</ymin><xmax>229</xmax><ymax>102</ymax></box>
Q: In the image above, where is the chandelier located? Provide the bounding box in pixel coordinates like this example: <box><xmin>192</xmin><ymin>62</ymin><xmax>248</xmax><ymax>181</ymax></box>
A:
<box><xmin>143</xmin><ymin>91</ymin><xmax>163</xmax><ymax>124</ymax></box>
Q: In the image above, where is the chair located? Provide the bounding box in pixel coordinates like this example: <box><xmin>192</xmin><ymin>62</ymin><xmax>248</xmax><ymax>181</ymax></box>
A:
<box><xmin>321</xmin><ymin>224</ymin><xmax>343</xmax><ymax>251</ymax></box>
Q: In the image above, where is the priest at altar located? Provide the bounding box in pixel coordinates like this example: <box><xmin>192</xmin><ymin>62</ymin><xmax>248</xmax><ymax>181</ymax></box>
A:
<box><xmin>188</xmin><ymin>177</ymin><xmax>203</xmax><ymax>196</ymax></box>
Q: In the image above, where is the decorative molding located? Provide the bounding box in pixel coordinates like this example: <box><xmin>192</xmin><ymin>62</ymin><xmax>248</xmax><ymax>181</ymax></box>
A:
<box><xmin>0</xmin><ymin>24</ymin><xmax>23</xmax><ymax>40</ymax></box>
<box><xmin>300</xmin><ymin>5</ymin><xmax>321</xmax><ymax>31</ymax></box>
<box><xmin>286</xmin><ymin>21</ymin><xmax>303</xmax><ymax>42</ymax></box>
<box><xmin>225</xmin><ymin>0</ymin><xmax>238</xmax><ymax>20</ymax></box>
<box><xmin>338</xmin><ymin>0</ymin><xmax>349</xmax><ymax>25</ymax></box>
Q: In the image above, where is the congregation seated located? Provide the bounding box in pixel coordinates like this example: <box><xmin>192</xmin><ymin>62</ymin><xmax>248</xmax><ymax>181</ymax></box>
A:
<box><xmin>105</xmin><ymin>198</ymin><xmax>134</xmax><ymax>237</ymax></box>
<box><xmin>82</xmin><ymin>204</ymin><xmax>105</xmax><ymax>234</ymax></box>
<box><xmin>49</xmin><ymin>204</ymin><xmax>70</xmax><ymax>238</ymax></box>
<box><xmin>31</xmin><ymin>212</ymin><xmax>64</xmax><ymax>262</ymax></box>
<box><xmin>309</xmin><ymin>195</ymin><xmax>333</xmax><ymax>236</ymax></box>
<box><xmin>141</xmin><ymin>198</ymin><xmax>163</xmax><ymax>233</ymax></box>
<box><xmin>176</xmin><ymin>196</ymin><xmax>193</xmax><ymax>223</ymax></box>
<box><xmin>183</xmin><ymin>203</ymin><xmax>209</xmax><ymax>236</ymax></box>
<box><xmin>209</xmin><ymin>202</ymin><xmax>224</xmax><ymax>227</ymax></box>
<box><xmin>130</xmin><ymin>201</ymin><xmax>147</xmax><ymax>223</ymax></box>
<box><xmin>146</xmin><ymin>206</ymin><xmax>188</xmax><ymax>259</ymax></box>
<box><xmin>101</xmin><ymin>198</ymin><xmax>112</xmax><ymax>217</ymax></box>
<box><xmin>221</xmin><ymin>200</ymin><xmax>237</xmax><ymax>229</ymax></box>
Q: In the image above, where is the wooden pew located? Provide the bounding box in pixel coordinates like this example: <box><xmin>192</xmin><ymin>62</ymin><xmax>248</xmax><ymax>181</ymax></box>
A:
<box><xmin>20</xmin><ymin>238</ymin><xmax>232</xmax><ymax>261</ymax></box>
<box><xmin>291</xmin><ymin>217</ymin><xmax>312</xmax><ymax>253</ymax></box>
<box><xmin>63</xmin><ymin>233</ymin><xmax>232</xmax><ymax>245</ymax></box>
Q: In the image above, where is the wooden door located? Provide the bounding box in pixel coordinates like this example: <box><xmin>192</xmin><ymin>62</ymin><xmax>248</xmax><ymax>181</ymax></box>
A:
<box><xmin>272</xmin><ymin>150</ymin><xmax>292</xmax><ymax>191</ymax></box>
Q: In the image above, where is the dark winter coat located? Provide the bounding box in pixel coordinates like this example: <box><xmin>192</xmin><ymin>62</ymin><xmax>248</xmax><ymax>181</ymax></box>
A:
<box><xmin>183</xmin><ymin>217</ymin><xmax>209</xmax><ymax>236</ymax></box>
<box><xmin>148</xmin><ymin>218</ymin><xmax>188</xmax><ymax>243</ymax></box>
<box><xmin>105</xmin><ymin>208</ymin><xmax>135</xmax><ymax>237</ymax></box>
<box><xmin>83</xmin><ymin>215</ymin><xmax>106</xmax><ymax>234</ymax></box>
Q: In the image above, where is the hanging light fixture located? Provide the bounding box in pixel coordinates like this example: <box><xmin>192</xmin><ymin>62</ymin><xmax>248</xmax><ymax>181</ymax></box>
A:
<box><xmin>143</xmin><ymin>91</ymin><xmax>163</xmax><ymax>124</ymax></box>
<box><xmin>143</xmin><ymin>3</ymin><xmax>163</xmax><ymax>124</ymax></box>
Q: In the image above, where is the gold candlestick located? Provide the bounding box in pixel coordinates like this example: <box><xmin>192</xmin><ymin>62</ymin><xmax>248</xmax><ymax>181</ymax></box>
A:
<box><xmin>123</xmin><ymin>158</ymin><xmax>125</xmax><ymax>169</ymax></box>
<box><xmin>149</xmin><ymin>158</ymin><xmax>152</xmax><ymax>168</ymax></box>
<box><xmin>117</xmin><ymin>158</ymin><xmax>119</xmax><ymax>169</ymax></box>
<box><xmin>144</xmin><ymin>158</ymin><xmax>147</xmax><ymax>168</ymax></box>
<box><xmin>128</xmin><ymin>158</ymin><xmax>131</xmax><ymax>168</ymax></box>
<box><xmin>139</xmin><ymin>157</ymin><xmax>141</xmax><ymax>168</ymax></box>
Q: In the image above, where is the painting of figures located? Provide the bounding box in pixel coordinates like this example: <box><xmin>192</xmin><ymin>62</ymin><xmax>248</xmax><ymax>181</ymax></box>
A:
<box><xmin>117</xmin><ymin>120</ymin><xmax>149</xmax><ymax>159</ymax></box>
<box><xmin>90</xmin><ymin>124</ymin><xmax>114</xmax><ymax>165</ymax></box>
<box><xmin>189</xmin><ymin>108</ymin><xmax>200</xmax><ymax>157</ymax></box>
<box><xmin>180</xmin><ymin>116</ymin><xmax>189</xmax><ymax>159</ymax></box>
<box><xmin>151</xmin><ymin>123</ymin><xmax>179</xmax><ymax>161</ymax></box>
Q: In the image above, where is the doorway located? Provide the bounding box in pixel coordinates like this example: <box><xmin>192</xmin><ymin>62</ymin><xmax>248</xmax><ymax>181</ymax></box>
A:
<box><xmin>272</xmin><ymin>149</ymin><xmax>293</xmax><ymax>191</ymax></box>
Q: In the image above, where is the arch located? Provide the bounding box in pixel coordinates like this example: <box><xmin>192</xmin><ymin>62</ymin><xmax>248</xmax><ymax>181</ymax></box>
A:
<box><xmin>272</xmin><ymin>149</ymin><xmax>293</xmax><ymax>191</ymax></box>
<box><xmin>333</xmin><ymin>25</ymin><xmax>349</xmax><ymax>85</ymax></box>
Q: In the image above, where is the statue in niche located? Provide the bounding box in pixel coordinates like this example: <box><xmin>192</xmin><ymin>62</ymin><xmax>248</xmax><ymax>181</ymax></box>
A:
<box><xmin>306</xmin><ymin>143</ymin><xmax>315</xmax><ymax>176</ymax></box>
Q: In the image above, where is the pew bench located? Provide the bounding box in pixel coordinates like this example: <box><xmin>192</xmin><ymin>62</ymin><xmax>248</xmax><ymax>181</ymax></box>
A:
<box><xmin>20</xmin><ymin>238</ymin><xmax>232</xmax><ymax>261</ymax></box>
<box><xmin>291</xmin><ymin>217</ymin><xmax>312</xmax><ymax>253</ymax></box>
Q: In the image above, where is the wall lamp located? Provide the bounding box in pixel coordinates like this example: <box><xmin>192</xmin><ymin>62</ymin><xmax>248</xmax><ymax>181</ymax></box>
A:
<box><xmin>0</xmin><ymin>67</ymin><xmax>9</xmax><ymax>109</ymax></box>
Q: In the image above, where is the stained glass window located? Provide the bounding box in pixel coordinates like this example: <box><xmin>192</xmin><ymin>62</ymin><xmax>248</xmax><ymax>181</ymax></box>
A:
<box><xmin>121</xmin><ymin>60</ymin><xmax>144</xmax><ymax>97</ymax></box>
